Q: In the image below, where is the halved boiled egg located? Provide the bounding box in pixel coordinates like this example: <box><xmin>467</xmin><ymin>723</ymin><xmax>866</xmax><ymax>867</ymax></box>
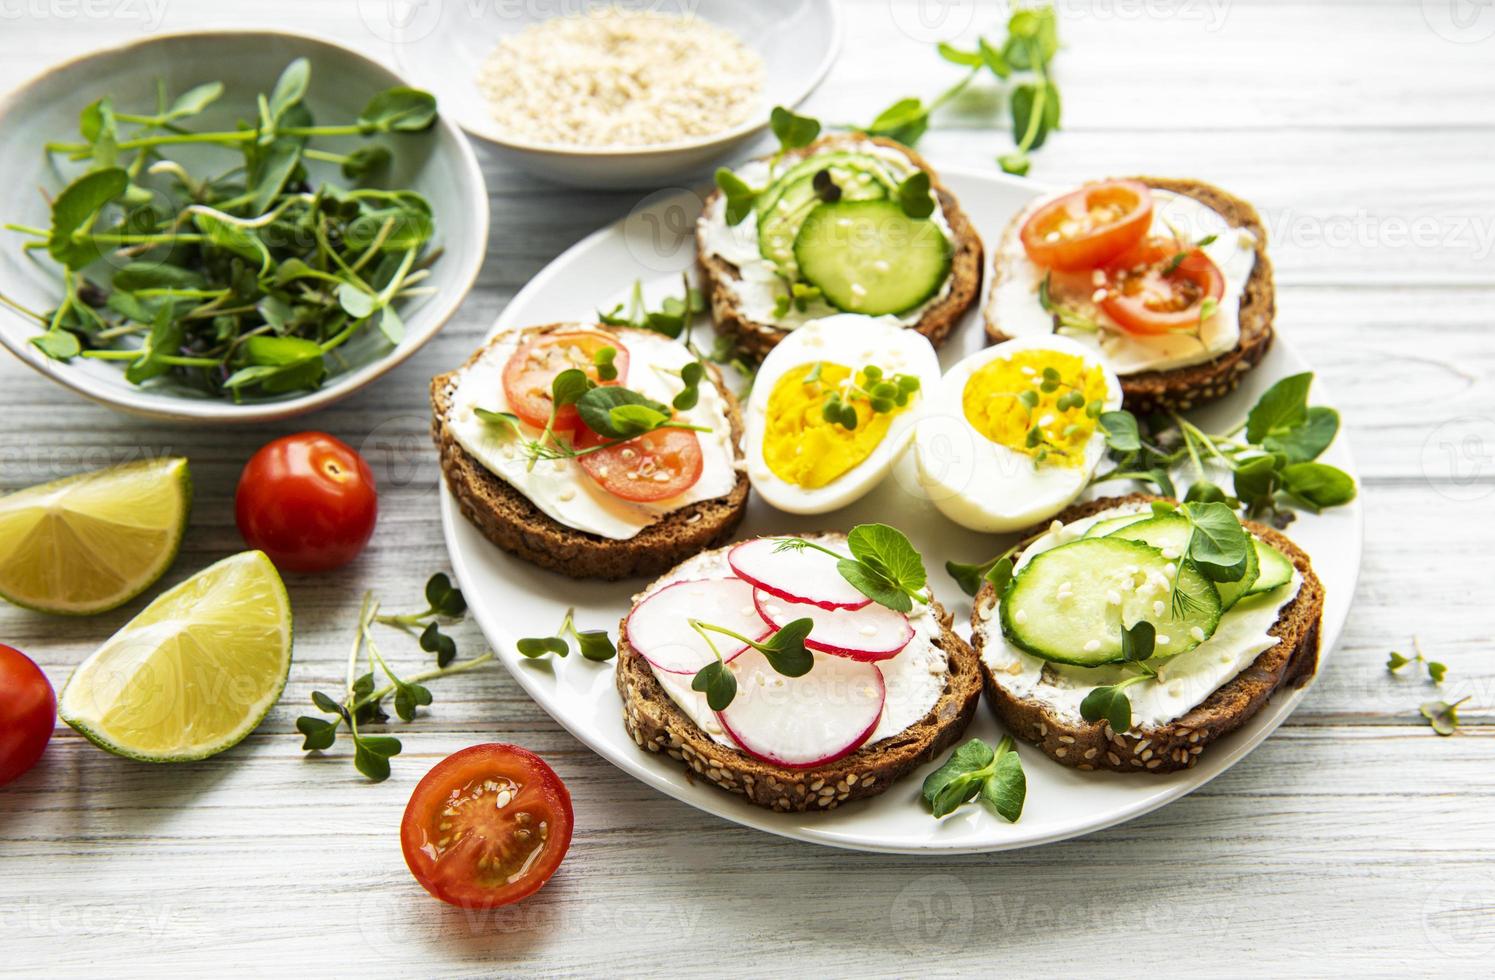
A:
<box><xmin>744</xmin><ymin>314</ymin><xmax>942</xmax><ymax>514</ymax></box>
<box><xmin>914</xmin><ymin>335</ymin><xmax>1123</xmax><ymax>532</ymax></box>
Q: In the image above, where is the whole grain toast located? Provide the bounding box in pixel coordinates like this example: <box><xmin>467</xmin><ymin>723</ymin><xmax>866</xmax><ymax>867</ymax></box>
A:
<box><xmin>972</xmin><ymin>493</ymin><xmax>1323</xmax><ymax>774</ymax></box>
<box><xmin>985</xmin><ymin>177</ymin><xmax>1276</xmax><ymax>414</ymax></box>
<box><xmin>430</xmin><ymin>324</ymin><xmax>750</xmax><ymax>581</ymax></box>
<box><xmin>697</xmin><ymin>134</ymin><xmax>984</xmax><ymax>361</ymax></box>
<box><xmin>616</xmin><ymin>546</ymin><xmax>983</xmax><ymax>812</ymax></box>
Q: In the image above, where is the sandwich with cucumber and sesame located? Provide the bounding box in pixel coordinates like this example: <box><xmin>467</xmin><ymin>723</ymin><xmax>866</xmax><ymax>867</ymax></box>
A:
<box><xmin>970</xmin><ymin>492</ymin><xmax>1323</xmax><ymax>773</ymax></box>
<box><xmin>699</xmin><ymin>134</ymin><xmax>983</xmax><ymax>360</ymax></box>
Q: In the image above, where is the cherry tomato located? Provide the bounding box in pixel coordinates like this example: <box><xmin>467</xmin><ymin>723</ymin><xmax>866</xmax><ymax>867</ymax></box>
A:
<box><xmin>401</xmin><ymin>744</ymin><xmax>573</xmax><ymax>909</ymax></box>
<box><xmin>575</xmin><ymin>426</ymin><xmax>704</xmax><ymax>502</ymax></box>
<box><xmin>235</xmin><ymin>432</ymin><xmax>378</xmax><ymax>573</ymax></box>
<box><xmin>0</xmin><ymin>645</ymin><xmax>55</xmax><ymax>787</ymax></box>
<box><xmin>502</xmin><ymin>331</ymin><xmax>629</xmax><ymax>433</ymax></box>
<box><xmin>1100</xmin><ymin>237</ymin><xmax>1226</xmax><ymax>335</ymax></box>
<box><xmin>1020</xmin><ymin>180</ymin><xmax>1154</xmax><ymax>271</ymax></box>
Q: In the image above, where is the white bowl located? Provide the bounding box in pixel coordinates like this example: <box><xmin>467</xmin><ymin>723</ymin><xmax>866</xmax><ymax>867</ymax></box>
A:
<box><xmin>0</xmin><ymin>30</ymin><xmax>488</xmax><ymax>424</ymax></box>
<box><xmin>389</xmin><ymin>0</ymin><xmax>841</xmax><ymax>189</ymax></box>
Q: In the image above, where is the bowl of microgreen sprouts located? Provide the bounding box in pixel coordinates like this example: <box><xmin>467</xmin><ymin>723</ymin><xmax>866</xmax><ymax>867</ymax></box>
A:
<box><xmin>0</xmin><ymin>30</ymin><xmax>488</xmax><ymax>422</ymax></box>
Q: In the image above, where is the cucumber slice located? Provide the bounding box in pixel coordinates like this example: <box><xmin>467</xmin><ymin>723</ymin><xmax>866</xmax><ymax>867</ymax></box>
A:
<box><xmin>794</xmin><ymin>200</ymin><xmax>952</xmax><ymax>316</ymax></box>
<box><xmin>757</xmin><ymin>156</ymin><xmax>893</xmax><ymax>275</ymax></box>
<box><xmin>1000</xmin><ymin>537</ymin><xmax>1222</xmax><ymax>667</ymax></box>
<box><xmin>1083</xmin><ymin>514</ymin><xmax>1150</xmax><ymax>538</ymax></box>
<box><xmin>1245</xmin><ymin>538</ymin><xmax>1294</xmax><ymax>596</ymax></box>
<box><xmin>757</xmin><ymin>152</ymin><xmax>895</xmax><ymax>214</ymax></box>
<box><xmin>1106</xmin><ymin>514</ymin><xmax>1260</xmax><ymax>611</ymax></box>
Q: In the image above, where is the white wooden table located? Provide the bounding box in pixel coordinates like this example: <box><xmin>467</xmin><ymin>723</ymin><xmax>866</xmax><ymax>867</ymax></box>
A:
<box><xmin>3</xmin><ymin>2</ymin><xmax>1494</xmax><ymax>975</ymax></box>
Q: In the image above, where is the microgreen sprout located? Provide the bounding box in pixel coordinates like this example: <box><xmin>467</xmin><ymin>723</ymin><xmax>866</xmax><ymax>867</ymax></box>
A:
<box><xmin>518</xmin><ymin>607</ymin><xmax>617</xmax><ymax>663</ymax></box>
<box><xmin>688</xmin><ymin>617</ymin><xmax>814</xmax><ymax>710</ymax></box>
<box><xmin>775</xmin><ymin>523</ymin><xmax>929</xmax><ymax>613</ymax></box>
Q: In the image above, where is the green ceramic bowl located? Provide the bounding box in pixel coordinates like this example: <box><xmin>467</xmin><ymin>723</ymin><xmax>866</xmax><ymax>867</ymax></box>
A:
<box><xmin>0</xmin><ymin>30</ymin><xmax>488</xmax><ymax>423</ymax></box>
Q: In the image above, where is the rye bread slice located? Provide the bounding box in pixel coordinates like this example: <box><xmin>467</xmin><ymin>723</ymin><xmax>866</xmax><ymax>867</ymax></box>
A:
<box><xmin>697</xmin><ymin>134</ymin><xmax>984</xmax><ymax>361</ymax></box>
<box><xmin>972</xmin><ymin>492</ymin><xmax>1323</xmax><ymax>774</ymax></box>
<box><xmin>430</xmin><ymin>324</ymin><xmax>750</xmax><ymax>581</ymax></box>
<box><xmin>984</xmin><ymin>177</ymin><xmax>1276</xmax><ymax>415</ymax></box>
<box><xmin>616</xmin><ymin>543</ymin><xmax>983</xmax><ymax>812</ymax></box>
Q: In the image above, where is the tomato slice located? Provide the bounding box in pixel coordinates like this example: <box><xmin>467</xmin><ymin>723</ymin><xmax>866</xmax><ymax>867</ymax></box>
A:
<box><xmin>1100</xmin><ymin>237</ymin><xmax>1226</xmax><ymax>336</ymax></box>
<box><xmin>1020</xmin><ymin>180</ymin><xmax>1154</xmax><ymax>271</ymax></box>
<box><xmin>502</xmin><ymin>331</ymin><xmax>629</xmax><ymax>432</ymax></box>
<box><xmin>575</xmin><ymin>425</ymin><xmax>705</xmax><ymax>503</ymax></box>
<box><xmin>400</xmin><ymin>744</ymin><xmax>573</xmax><ymax>909</ymax></box>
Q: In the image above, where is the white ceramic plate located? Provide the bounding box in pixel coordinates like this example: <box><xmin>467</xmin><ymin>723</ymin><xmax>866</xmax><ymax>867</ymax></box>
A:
<box><xmin>440</xmin><ymin>169</ymin><xmax>1363</xmax><ymax>853</ymax></box>
<box><xmin>0</xmin><ymin>30</ymin><xmax>488</xmax><ymax>424</ymax></box>
<box><xmin>390</xmin><ymin>0</ymin><xmax>841</xmax><ymax>189</ymax></box>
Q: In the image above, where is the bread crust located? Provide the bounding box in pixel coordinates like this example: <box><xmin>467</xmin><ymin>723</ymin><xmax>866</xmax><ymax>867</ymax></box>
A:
<box><xmin>616</xmin><ymin>548</ymin><xmax>983</xmax><ymax>812</ymax></box>
<box><xmin>430</xmin><ymin>324</ymin><xmax>750</xmax><ymax>581</ymax></box>
<box><xmin>972</xmin><ymin>492</ymin><xmax>1323</xmax><ymax>774</ymax></box>
<box><xmin>697</xmin><ymin>134</ymin><xmax>984</xmax><ymax>361</ymax></box>
<box><xmin>984</xmin><ymin>177</ymin><xmax>1276</xmax><ymax>414</ymax></box>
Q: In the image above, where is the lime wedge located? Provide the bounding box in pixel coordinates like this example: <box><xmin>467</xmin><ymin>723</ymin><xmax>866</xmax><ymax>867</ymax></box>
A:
<box><xmin>0</xmin><ymin>456</ymin><xmax>191</xmax><ymax>615</ymax></box>
<box><xmin>58</xmin><ymin>550</ymin><xmax>293</xmax><ymax>762</ymax></box>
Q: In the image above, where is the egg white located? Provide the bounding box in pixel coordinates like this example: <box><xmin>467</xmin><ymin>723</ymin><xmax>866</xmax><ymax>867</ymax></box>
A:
<box><xmin>744</xmin><ymin>314</ymin><xmax>942</xmax><ymax>514</ymax></box>
<box><xmin>914</xmin><ymin>334</ymin><xmax>1123</xmax><ymax>533</ymax></box>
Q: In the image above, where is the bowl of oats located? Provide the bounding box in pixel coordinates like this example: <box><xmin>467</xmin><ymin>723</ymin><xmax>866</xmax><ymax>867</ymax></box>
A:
<box><xmin>390</xmin><ymin>0</ymin><xmax>840</xmax><ymax>188</ymax></box>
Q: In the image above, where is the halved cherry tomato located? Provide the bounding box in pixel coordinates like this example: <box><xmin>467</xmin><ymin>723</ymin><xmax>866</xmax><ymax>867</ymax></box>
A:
<box><xmin>236</xmin><ymin>432</ymin><xmax>378</xmax><ymax>573</ymax></box>
<box><xmin>575</xmin><ymin>425</ymin><xmax>704</xmax><ymax>502</ymax></box>
<box><xmin>0</xmin><ymin>645</ymin><xmax>54</xmax><ymax>787</ymax></box>
<box><xmin>1020</xmin><ymin>180</ymin><xmax>1154</xmax><ymax>271</ymax></box>
<box><xmin>400</xmin><ymin>744</ymin><xmax>573</xmax><ymax>909</ymax></box>
<box><xmin>502</xmin><ymin>331</ymin><xmax>629</xmax><ymax>433</ymax></box>
<box><xmin>1100</xmin><ymin>237</ymin><xmax>1226</xmax><ymax>335</ymax></box>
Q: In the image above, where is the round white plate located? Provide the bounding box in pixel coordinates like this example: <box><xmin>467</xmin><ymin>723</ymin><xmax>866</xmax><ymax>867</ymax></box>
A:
<box><xmin>439</xmin><ymin>169</ymin><xmax>1362</xmax><ymax>853</ymax></box>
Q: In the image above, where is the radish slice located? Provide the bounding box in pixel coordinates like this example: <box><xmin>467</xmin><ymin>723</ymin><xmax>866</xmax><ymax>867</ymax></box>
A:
<box><xmin>753</xmin><ymin>589</ymin><xmax>914</xmax><ymax>662</ymax></box>
<box><xmin>728</xmin><ymin>537</ymin><xmax>872</xmax><ymax>611</ymax></box>
<box><xmin>716</xmin><ymin>650</ymin><xmax>885</xmax><ymax>768</ymax></box>
<box><xmin>624</xmin><ymin>578</ymin><xmax>768</xmax><ymax>675</ymax></box>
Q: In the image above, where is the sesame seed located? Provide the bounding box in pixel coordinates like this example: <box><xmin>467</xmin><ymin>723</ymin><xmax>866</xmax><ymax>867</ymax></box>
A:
<box><xmin>1106</xmin><ymin>589</ymin><xmax>1122</xmax><ymax>606</ymax></box>
<box><xmin>1014</xmin><ymin>609</ymin><xmax>1028</xmax><ymax>624</ymax></box>
<box><xmin>1158</xmin><ymin>634</ymin><xmax>1171</xmax><ymax>645</ymax></box>
<box><xmin>1153</xmin><ymin>600</ymin><xmax>1166</xmax><ymax>616</ymax></box>
<box><xmin>1083</xmin><ymin>639</ymin><xmax>1101</xmax><ymax>653</ymax></box>
<box><xmin>1189</xmin><ymin>625</ymin><xmax>1206</xmax><ymax>642</ymax></box>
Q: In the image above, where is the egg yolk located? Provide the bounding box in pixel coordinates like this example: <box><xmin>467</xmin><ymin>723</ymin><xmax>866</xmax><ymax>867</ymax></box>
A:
<box><xmin>961</xmin><ymin>350</ymin><xmax>1109</xmax><ymax>466</ymax></box>
<box><xmin>763</xmin><ymin>362</ymin><xmax>901</xmax><ymax>488</ymax></box>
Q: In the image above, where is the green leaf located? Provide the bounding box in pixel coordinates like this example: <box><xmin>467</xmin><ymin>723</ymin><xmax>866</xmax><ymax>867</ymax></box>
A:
<box><xmin>1264</xmin><ymin>406</ymin><xmax>1339</xmax><ymax>463</ymax></box>
<box><xmin>1281</xmin><ymin>462</ymin><xmax>1357</xmax><ymax>510</ymax></box>
<box><xmin>979</xmin><ymin>37</ymin><xmax>1011</xmax><ymax>78</ymax></box>
<box><xmin>358</xmin><ymin>87</ymin><xmax>438</xmax><ymax>133</ymax></box>
<box><xmin>419</xmin><ymin>621</ymin><xmax>457</xmax><ymax>667</ymax></box>
<box><xmin>896</xmin><ymin>172</ymin><xmax>935</xmax><ymax>219</ymax></box>
<box><xmin>517</xmin><ymin>636</ymin><xmax>569</xmax><ymax>659</ymax></box>
<box><xmin>425</xmin><ymin>572</ymin><xmax>466</xmax><ymax>617</ymax></box>
<box><xmin>1420</xmin><ymin>698</ymin><xmax>1467</xmax><ymax>737</ymax></box>
<box><xmin>1099</xmin><ymin>411</ymin><xmax>1141</xmax><ymax>453</ymax></box>
<box><xmin>922</xmin><ymin>738</ymin><xmax>994</xmax><ymax>818</ymax></box>
<box><xmin>1121</xmin><ymin>620</ymin><xmax>1156</xmax><ymax>662</ymax></box>
<box><xmin>551</xmin><ymin>368</ymin><xmax>593</xmax><ymax>409</ymax></box>
<box><xmin>1233</xmin><ymin>454</ymin><xmax>1279</xmax><ymax>511</ymax></box>
<box><xmin>336</xmin><ymin>282</ymin><xmax>377</xmax><ymax>319</ymax></box>
<box><xmin>247</xmin><ymin>137</ymin><xmax>304</xmax><ymax>214</ymax></box>
<box><xmin>393</xmin><ymin>681</ymin><xmax>432</xmax><ymax>722</ymax></box>
<box><xmin>1427</xmin><ymin>661</ymin><xmax>1448</xmax><ymax>684</ymax></box>
<box><xmin>124</xmin><ymin>305</ymin><xmax>183</xmax><ymax>385</ymax></box>
<box><xmin>997</xmin><ymin>152</ymin><xmax>1030</xmax><ymax>177</ymax></box>
<box><xmin>769</xmin><ymin>105</ymin><xmax>820</xmax><ymax>151</ymax></box>
<box><xmin>342</xmin><ymin>144</ymin><xmax>393</xmax><ymax>183</ymax></box>
<box><xmin>267</xmin><ymin>58</ymin><xmax>311</xmax><ymax>123</ymax></box>
<box><xmin>1184</xmin><ymin>481</ymin><xmax>1229</xmax><ymax>504</ymax></box>
<box><xmin>937</xmin><ymin>42</ymin><xmax>983</xmax><ymax>67</ymax></box>
<box><xmin>48</xmin><ymin>167</ymin><xmax>128</xmax><ymax>268</ymax></box>
<box><xmin>609</xmin><ymin>402</ymin><xmax>670</xmax><ymax>436</ymax></box>
<box><xmin>191</xmin><ymin>211</ymin><xmax>272</xmax><ymax>275</ymax></box>
<box><xmin>378</xmin><ymin>305</ymin><xmax>405</xmax><ymax>346</ymax></box>
<box><xmin>866</xmin><ymin>97</ymin><xmax>929</xmax><ymax>145</ymax></box>
<box><xmin>296</xmin><ymin>716</ymin><xmax>339</xmax><ymax>751</ymax></box>
<box><xmin>31</xmin><ymin>330</ymin><xmax>81</xmax><ymax>360</ymax></box>
<box><xmin>1245</xmin><ymin>372</ymin><xmax>1313</xmax><ymax>443</ymax></box>
<box><xmin>692</xmin><ymin>660</ymin><xmax>737</xmax><ymax>711</ymax></box>
<box><xmin>1387</xmin><ymin>651</ymin><xmax>1411</xmax><ymax>672</ymax></box>
<box><xmin>714</xmin><ymin>167</ymin><xmax>757</xmax><ymax>226</ymax></box>
<box><xmin>1080</xmin><ymin>684</ymin><xmax>1132</xmax><ymax>733</ymax></box>
<box><xmin>576</xmin><ymin>630</ymin><xmax>617</xmax><ymax>662</ymax></box>
<box><xmin>980</xmin><ymin>743</ymin><xmax>1026</xmax><ymax>823</ymax></box>
<box><xmin>984</xmin><ymin>557</ymin><xmax>1015</xmax><ymax>594</ymax></box>
<box><xmin>1182</xmin><ymin>501</ymin><xmax>1251</xmax><ymax>582</ymax></box>
<box><xmin>310</xmin><ymin>690</ymin><xmax>343</xmax><ymax>715</ymax></box>
<box><xmin>475</xmin><ymin>407</ymin><xmax>521</xmax><ymax>435</ymax></box>
<box><xmin>757</xmin><ymin>617</ymin><xmax>814</xmax><ymax>677</ymax></box>
<box><xmin>576</xmin><ymin>386</ymin><xmax>669</xmax><ymax>439</ymax></box>
<box><xmin>846</xmin><ymin>523</ymin><xmax>926</xmax><ymax>600</ymax></box>
<box><xmin>838</xmin><ymin>560</ymin><xmax>910</xmax><ymax>613</ymax></box>
<box><xmin>945</xmin><ymin>560</ymin><xmax>987</xmax><ymax>598</ymax></box>
<box><xmin>167</xmin><ymin>81</ymin><xmax>224</xmax><ymax>120</ymax></box>
<box><xmin>112</xmin><ymin>262</ymin><xmax>204</xmax><ymax>292</ymax></box>
<box><xmin>1010</xmin><ymin>80</ymin><xmax>1061</xmax><ymax>151</ymax></box>
<box><xmin>352</xmin><ymin>672</ymin><xmax>376</xmax><ymax>700</ymax></box>
<box><xmin>1005</xmin><ymin>6</ymin><xmax>1059</xmax><ymax>67</ymax></box>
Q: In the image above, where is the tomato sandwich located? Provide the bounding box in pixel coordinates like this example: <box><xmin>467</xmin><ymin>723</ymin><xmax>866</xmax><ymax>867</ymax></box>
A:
<box><xmin>986</xmin><ymin>177</ymin><xmax>1275</xmax><ymax>413</ymax></box>
<box><xmin>430</xmin><ymin>323</ymin><xmax>749</xmax><ymax>579</ymax></box>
